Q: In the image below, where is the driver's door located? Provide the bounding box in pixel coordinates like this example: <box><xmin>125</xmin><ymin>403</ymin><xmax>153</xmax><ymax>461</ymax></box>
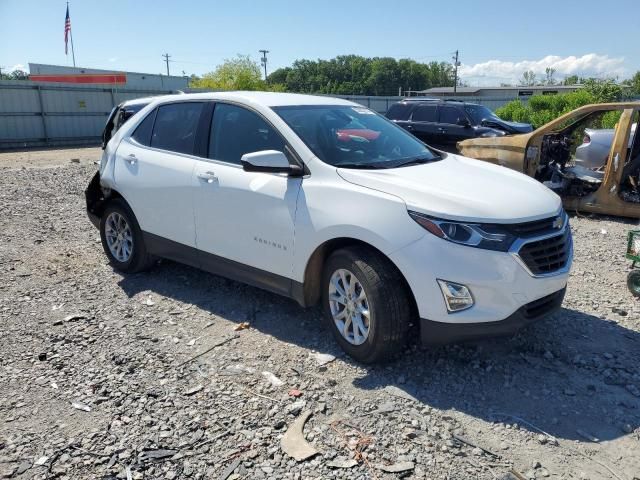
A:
<box><xmin>192</xmin><ymin>103</ymin><xmax>301</xmax><ymax>286</ymax></box>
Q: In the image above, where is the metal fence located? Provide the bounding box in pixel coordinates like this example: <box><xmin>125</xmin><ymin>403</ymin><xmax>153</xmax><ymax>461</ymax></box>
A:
<box><xmin>0</xmin><ymin>80</ymin><xmax>184</xmax><ymax>149</ymax></box>
<box><xmin>4</xmin><ymin>80</ymin><xmax>633</xmax><ymax>150</ymax></box>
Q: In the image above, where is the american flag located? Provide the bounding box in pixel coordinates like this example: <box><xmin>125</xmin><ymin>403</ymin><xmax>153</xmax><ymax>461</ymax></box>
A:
<box><xmin>64</xmin><ymin>5</ymin><xmax>71</xmax><ymax>54</ymax></box>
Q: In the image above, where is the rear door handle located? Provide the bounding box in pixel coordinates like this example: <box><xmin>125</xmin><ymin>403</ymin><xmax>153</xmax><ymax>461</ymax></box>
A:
<box><xmin>126</xmin><ymin>154</ymin><xmax>137</xmax><ymax>165</ymax></box>
<box><xmin>197</xmin><ymin>171</ymin><xmax>217</xmax><ymax>183</ymax></box>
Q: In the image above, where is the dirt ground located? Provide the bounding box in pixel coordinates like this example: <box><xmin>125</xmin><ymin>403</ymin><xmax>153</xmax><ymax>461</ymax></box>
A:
<box><xmin>0</xmin><ymin>147</ymin><xmax>639</xmax><ymax>480</ymax></box>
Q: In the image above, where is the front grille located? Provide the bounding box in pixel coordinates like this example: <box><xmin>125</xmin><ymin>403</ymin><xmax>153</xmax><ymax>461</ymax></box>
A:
<box><xmin>522</xmin><ymin>288</ymin><xmax>565</xmax><ymax>319</ymax></box>
<box><xmin>506</xmin><ymin>215</ymin><xmax>562</xmax><ymax>237</ymax></box>
<box><xmin>518</xmin><ymin>229</ymin><xmax>571</xmax><ymax>275</ymax></box>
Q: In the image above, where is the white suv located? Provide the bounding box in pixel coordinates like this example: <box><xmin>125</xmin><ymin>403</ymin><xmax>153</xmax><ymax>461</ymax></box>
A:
<box><xmin>86</xmin><ymin>92</ymin><xmax>572</xmax><ymax>363</ymax></box>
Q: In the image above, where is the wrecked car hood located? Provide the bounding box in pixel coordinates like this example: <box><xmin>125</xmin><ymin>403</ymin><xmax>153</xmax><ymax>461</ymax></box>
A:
<box><xmin>499</xmin><ymin>120</ymin><xmax>533</xmax><ymax>134</ymax></box>
<box><xmin>337</xmin><ymin>154</ymin><xmax>561</xmax><ymax>223</ymax></box>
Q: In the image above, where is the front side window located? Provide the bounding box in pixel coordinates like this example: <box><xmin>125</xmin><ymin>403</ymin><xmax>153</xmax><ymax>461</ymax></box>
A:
<box><xmin>439</xmin><ymin>106</ymin><xmax>464</xmax><ymax>125</ymax></box>
<box><xmin>465</xmin><ymin>105</ymin><xmax>500</xmax><ymax>125</ymax></box>
<box><xmin>150</xmin><ymin>102</ymin><xmax>204</xmax><ymax>155</ymax></box>
<box><xmin>275</xmin><ymin>105</ymin><xmax>440</xmax><ymax>169</ymax></box>
<box><xmin>209</xmin><ymin>103</ymin><xmax>286</xmax><ymax>164</ymax></box>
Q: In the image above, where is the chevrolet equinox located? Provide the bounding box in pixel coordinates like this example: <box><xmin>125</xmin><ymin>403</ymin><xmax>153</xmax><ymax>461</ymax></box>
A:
<box><xmin>86</xmin><ymin>92</ymin><xmax>572</xmax><ymax>363</ymax></box>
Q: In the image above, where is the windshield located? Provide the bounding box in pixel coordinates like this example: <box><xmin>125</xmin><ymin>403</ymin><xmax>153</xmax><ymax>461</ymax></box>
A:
<box><xmin>274</xmin><ymin>105</ymin><xmax>440</xmax><ymax>168</ymax></box>
<box><xmin>465</xmin><ymin>105</ymin><xmax>500</xmax><ymax>124</ymax></box>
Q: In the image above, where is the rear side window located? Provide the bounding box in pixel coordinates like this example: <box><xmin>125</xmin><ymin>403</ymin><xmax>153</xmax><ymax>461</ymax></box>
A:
<box><xmin>150</xmin><ymin>102</ymin><xmax>204</xmax><ymax>155</ymax></box>
<box><xmin>412</xmin><ymin>105</ymin><xmax>438</xmax><ymax>122</ymax></box>
<box><xmin>131</xmin><ymin>109</ymin><xmax>156</xmax><ymax>146</ymax></box>
<box><xmin>209</xmin><ymin>103</ymin><xmax>286</xmax><ymax>164</ymax></box>
<box><xmin>385</xmin><ymin>102</ymin><xmax>413</xmax><ymax>121</ymax></box>
<box><xmin>439</xmin><ymin>106</ymin><xmax>464</xmax><ymax>125</ymax></box>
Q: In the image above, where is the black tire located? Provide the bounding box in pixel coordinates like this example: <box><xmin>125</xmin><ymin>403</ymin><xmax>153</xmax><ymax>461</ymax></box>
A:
<box><xmin>321</xmin><ymin>246</ymin><xmax>413</xmax><ymax>363</ymax></box>
<box><xmin>628</xmin><ymin>270</ymin><xmax>640</xmax><ymax>298</ymax></box>
<box><xmin>99</xmin><ymin>198</ymin><xmax>155</xmax><ymax>273</ymax></box>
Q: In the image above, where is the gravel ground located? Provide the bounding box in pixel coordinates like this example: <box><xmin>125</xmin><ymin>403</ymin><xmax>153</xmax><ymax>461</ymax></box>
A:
<box><xmin>1</xmin><ymin>147</ymin><xmax>639</xmax><ymax>480</ymax></box>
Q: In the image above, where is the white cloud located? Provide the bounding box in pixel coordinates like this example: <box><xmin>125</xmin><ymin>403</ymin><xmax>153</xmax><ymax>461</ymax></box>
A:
<box><xmin>108</xmin><ymin>57</ymin><xmax>118</xmax><ymax>63</ymax></box>
<box><xmin>459</xmin><ymin>54</ymin><xmax>626</xmax><ymax>86</ymax></box>
<box><xmin>10</xmin><ymin>63</ymin><xmax>26</xmax><ymax>72</ymax></box>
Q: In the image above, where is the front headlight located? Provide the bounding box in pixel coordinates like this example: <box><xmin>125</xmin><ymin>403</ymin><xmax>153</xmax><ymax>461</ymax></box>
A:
<box><xmin>408</xmin><ymin>211</ymin><xmax>516</xmax><ymax>252</ymax></box>
<box><xmin>480</xmin><ymin>129</ymin><xmax>506</xmax><ymax>138</ymax></box>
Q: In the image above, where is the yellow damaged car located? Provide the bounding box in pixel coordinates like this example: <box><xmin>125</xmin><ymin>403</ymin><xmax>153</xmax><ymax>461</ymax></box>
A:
<box><xmin>457</xmin><ymin>103</ymin><xmax>640</xmax><ymax>219</ymax></box>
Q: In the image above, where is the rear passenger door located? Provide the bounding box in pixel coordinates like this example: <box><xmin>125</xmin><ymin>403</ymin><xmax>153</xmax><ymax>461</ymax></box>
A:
<box><xmin>408</xmin><ymin>104</ymin><xmax>441</xmax><ymax>146</ymax></box>
<box><xmin>192</xmin><ymin>102</ymin><xmax>301</xmax><ymax>286</ymax></box>
<box><xmin>113</xmin><ymin>101</ymin><xmax>205</xmax><ymax>247</ymax></box>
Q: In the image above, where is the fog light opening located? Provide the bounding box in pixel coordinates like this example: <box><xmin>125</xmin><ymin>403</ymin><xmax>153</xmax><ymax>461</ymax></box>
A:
<box><xmin>437</xmin><ymin>279</ymin><xmax>474</xmax><ymax>313</ymax></box>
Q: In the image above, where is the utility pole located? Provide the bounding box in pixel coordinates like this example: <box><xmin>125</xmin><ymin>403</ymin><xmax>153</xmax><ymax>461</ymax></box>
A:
<box><xmin>162</xmin><ymin>53</ymin><xmax>171</xmax><ymax>76</ymax></box>
<box><xmin>259</xmin><ymin>50</ymin><xmax>269</xmax><ymax>81</ymax></box>
<box><xmin>452</xmin><ymin>50</ymin><xmax>460</xmax><ymax>93</ymax></box>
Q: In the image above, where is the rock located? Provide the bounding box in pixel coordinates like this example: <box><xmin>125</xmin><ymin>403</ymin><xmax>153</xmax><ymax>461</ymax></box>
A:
<box><xmin>140</xmin><ymin>449</ymin><xmax>177</xmax><ymax>460</ymax></box>
<box><xmin>286</xmin><ymin>400</ymin><xmax>306</xmax><ymax>416</ymax></box>
<box><xmin>281</xmin><ymin>410</ymin><xmax>318</xmax><ymax>461</ymax></box>
<box><xmin>379</xmin><ymin>461</ymin><xmax>414</xmax><ymax>473</ymax></box>
<box><xmin>262</xmin><ymin>371</ymin><xmax>284</xmax><ymax>387</ymax></box>
<box><xmin>537</xmin><ymin>434</ymin><xmax>548</xmax><ymax>444</ymax></box>
<box><xmin>184</xmin><ymin>384</ymin><xmax>203</xmax><ymax>396</ymax></box>
<box><xmin>310</xmin><ymin>352</ymin><xmax>336</xmax><ymax>366</ymax></box>
<box><xmin>71</xmin><ymin>400</ymin><xmax>91</xmax><ymax>412</ymax></box>
<box><xmin>326</xmin><ymin>458</ymin><xmax>358</xmax><ymax>469</ymax></box>
<box><xmin>38</xmin><ymin>352</ymin><xmax>47</xmax><ymax>361</ymax></box>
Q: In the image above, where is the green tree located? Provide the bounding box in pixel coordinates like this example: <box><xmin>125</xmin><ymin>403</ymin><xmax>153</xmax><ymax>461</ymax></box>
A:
<box><xmin>520</xmin><ymin>70</ymin><xmax>536</xmax><ymax>86</ymax></box>
<box><xmin>544</xmin><ymin>67</ymin><xmax>556</xmax><ymax>85</ymax></box>
<box><xmin>626</xmin><ymin>71</ymin><xmax>640</xmax><ymax>94</ymax></box>
<box><xmin>191</xmin><ymin>55</ymin><xmax>267</xmax><ymax>91</ymax></box>
<box><xmin>267</xmin><ymin>55</ymin><xmax>453</xmax><ymax>95</ymax></box>
<box><xmin>563</xmin><ymin>74</ymin><xmax>580</xmax><ymax>85</ymax></box>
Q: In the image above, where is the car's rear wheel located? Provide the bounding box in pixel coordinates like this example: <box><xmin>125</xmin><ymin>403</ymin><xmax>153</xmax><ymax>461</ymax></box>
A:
<box><xmin>100</xmin><ymin>199</ymin><xmax>155</xmax><ymax>273</ymax></box>
<box><xmin>321</xmin><ymin>247</ymin><xmax>412</xmax><ymax>363</ymax></box>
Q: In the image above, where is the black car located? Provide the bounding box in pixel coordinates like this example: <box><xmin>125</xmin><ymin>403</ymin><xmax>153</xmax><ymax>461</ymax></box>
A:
<box><xmin>385</xmin><ymin>98</ymin><xmax>533</xmax><ymax>152</ymax></box>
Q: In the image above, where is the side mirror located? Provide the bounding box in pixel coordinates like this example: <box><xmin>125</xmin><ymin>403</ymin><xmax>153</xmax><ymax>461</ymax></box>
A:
<box><xmin>457</xmin><ymin>117</ymin><xmax>471</xmax><ymax>127</ymax></box>
<box><xmin>241</xmin><ymin>150</ymin><xmax>303</xmax><ymax>176</ymax></box>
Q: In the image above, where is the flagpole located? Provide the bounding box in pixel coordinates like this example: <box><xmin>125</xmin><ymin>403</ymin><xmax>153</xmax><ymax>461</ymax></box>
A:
<box><xmin>67</xmin><ymin>2</ymin><xmax>76</xmax><ymax>67</ymax></box>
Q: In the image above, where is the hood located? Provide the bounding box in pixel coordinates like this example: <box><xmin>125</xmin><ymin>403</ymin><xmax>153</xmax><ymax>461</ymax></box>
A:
<box><xmin>337</xmin><ymin>154</ymin><xmax>561</xmax><ymax>223</ymax></box>
<box><xmin>491</xmin><ymin>119</ymin><xmax>533</xmax><ymax>134</ymax></box>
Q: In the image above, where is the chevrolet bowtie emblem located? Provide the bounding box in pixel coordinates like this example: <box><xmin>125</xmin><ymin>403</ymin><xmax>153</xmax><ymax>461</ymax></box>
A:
<box><xmin>552</xmin><ymin>216</ymin><xmax>563</xmax><ymax>229</ymax></box>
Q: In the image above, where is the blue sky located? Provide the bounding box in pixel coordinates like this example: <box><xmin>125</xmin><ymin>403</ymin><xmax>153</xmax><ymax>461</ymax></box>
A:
<box><xmin>1</xmin><ymin>0</ymin><xmax>638</xmax><ymax>85</ymax></box>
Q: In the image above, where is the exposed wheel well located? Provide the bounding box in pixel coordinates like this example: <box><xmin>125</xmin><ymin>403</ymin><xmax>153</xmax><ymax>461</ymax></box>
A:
<box><xmin>86</xmin><ymin>174</ymin><xmax>127</xmax><ymax>219</ymax></box>
<box><xmin>300</xmin><ymin>238</ymin><xmax>418</xmax><ymax>316</ymax></box>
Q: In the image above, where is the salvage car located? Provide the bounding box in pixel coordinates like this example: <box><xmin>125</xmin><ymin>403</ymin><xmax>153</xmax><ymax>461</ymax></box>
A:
<box><xmin>87</xmin><ymin>92</ymin><xmax>572</xmax><ymax>362</ymax></box>
<box><xmin>457</xmin><ymin>102</ymin><xmax>640</xmax><ymax>218</ymax></box>
<box><xmin>386</xmin><ymin>98</ymin><xmax>532</xmax><ymax>152</ymax></box>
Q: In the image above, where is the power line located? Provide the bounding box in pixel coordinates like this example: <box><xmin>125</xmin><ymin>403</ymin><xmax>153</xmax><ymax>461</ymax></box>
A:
<box><xmin>259</xmin><ymin>50</ymin><xmax>269</xmax><ymax>81</ymax></box>
<box><xmin>162</xmin><ymin>53</ymin><xmax>171</xmax><ymax>76</ymax></box>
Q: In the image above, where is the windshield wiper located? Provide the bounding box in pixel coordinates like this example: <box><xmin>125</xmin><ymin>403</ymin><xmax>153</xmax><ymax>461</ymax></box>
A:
<box><xmin>334</xmin><ymin>162</ymin><xmax>388</xmax><ymax>169</ymax></box>
<box><xmin>394</xmin><ymin>156</ymin><xmax>441</xmax><ymax>168</ymax></box>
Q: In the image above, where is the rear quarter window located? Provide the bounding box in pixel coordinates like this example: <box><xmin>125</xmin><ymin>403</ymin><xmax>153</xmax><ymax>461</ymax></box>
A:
<box><xmin>131</xmin><ymin>109</ymin><xmax>157</xmax><ymax>146</ymax></box>
<box><xmin>150</xmin><ymin>102</ymin><xmax>205</xmax><ymax>155</ymax></box>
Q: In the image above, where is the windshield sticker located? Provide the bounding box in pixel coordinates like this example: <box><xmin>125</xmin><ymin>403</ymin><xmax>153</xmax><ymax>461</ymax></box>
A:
<box><xmin>352</xmin><ymin>107</ymin><xmax>374</xmax><ymax>115</ymax></box>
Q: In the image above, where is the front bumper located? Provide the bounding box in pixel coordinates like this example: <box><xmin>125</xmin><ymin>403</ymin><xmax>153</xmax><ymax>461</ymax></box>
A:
<box><xmin>388</xmin><ymin>222</ymin><xmax>572</xmax><ymax>332</ymax></box>
<box><xmin>420</xmin><ymin>287</ymin><xmax>566</xmax><ymax>344</ymax></box>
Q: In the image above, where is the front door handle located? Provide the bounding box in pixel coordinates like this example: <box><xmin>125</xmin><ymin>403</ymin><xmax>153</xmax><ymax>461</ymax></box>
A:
<box><xmin>126</xmin><ymin>154</ymin><xmax>137</xmax><ymax>165</ymax></box>
<box><xmin>197</xmin><ymin>171</ymin><xmax>217</xmax><ymax>183</ymax></box>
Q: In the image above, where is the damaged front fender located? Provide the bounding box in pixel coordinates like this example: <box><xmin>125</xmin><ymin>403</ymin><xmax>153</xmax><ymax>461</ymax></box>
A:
<box><xmin>85</xmin><ymin>171</ymin><xmax>104</xmax><ymax>230</ymax></box>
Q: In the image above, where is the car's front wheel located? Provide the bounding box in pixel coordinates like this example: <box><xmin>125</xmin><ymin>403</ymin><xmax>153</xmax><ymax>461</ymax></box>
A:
<box><xmin>321</xmin><ymin>247</ymin><xmax>412</xmax><ymax>363</ymax></box>
<box><xmin>100</xmin><ymin>199</ymin><xmax>155</xmax><ymax>273</ymax></box>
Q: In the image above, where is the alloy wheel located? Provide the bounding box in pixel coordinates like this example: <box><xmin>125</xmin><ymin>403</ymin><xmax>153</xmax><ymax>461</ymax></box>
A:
<box><xmin>104</xmin><ymin>212</ymin><xmax>133</xmax><ymax>263</ymax></box>
<box><xmin>328</xmin><ymin>268</ymin><xmax>371</xmax><ymax>345</ymax></box>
